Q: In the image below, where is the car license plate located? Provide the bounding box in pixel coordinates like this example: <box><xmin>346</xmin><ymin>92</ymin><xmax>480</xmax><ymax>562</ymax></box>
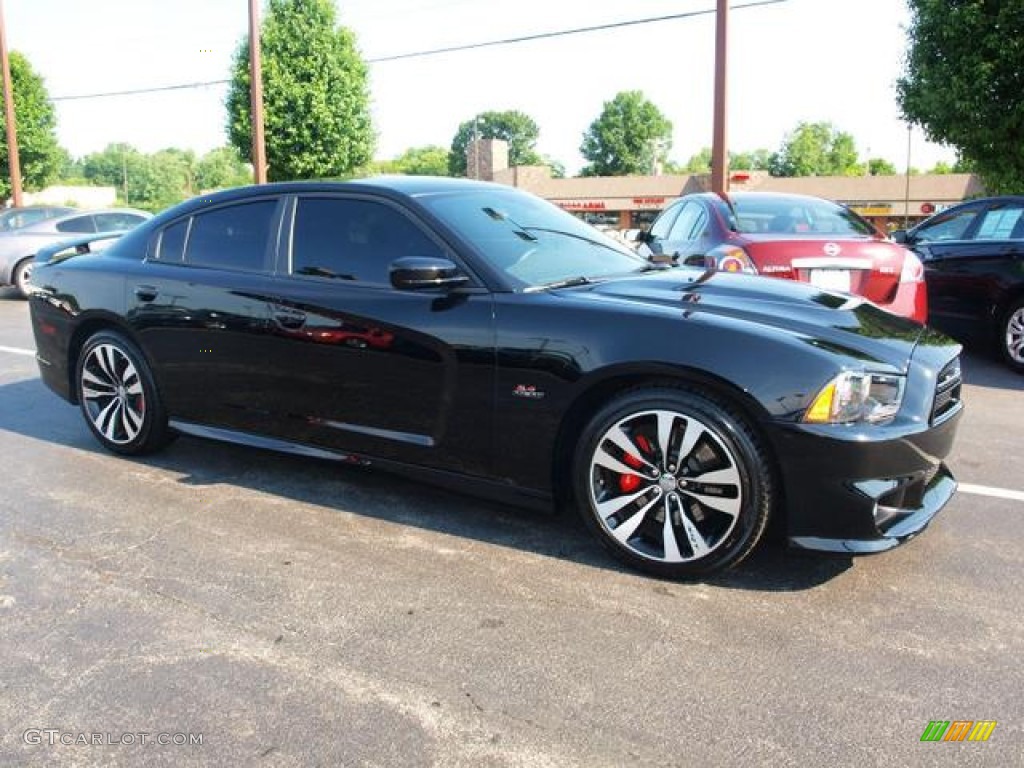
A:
<box><xmin>809</xmin><ymin>269</ymin><xmax>851</xmax><ymax>293</ymax></box>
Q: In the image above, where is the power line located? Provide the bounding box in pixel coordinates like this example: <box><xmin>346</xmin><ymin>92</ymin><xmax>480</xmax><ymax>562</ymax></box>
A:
<box><xmin>371</xmin><ymin>0</ymin><xmax>784</xmax><ymax>63</ymax></box>
<box><xmin>51</xmin><ymin>0</ymin><xmax>785</xmax><ymax>102</ymax></box>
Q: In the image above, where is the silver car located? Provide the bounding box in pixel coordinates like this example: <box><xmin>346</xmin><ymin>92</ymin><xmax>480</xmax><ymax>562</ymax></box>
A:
<box><xmin>0</xmin><ymin>208</ymin><xmax>151</xmax><ymax>298</ymax></box>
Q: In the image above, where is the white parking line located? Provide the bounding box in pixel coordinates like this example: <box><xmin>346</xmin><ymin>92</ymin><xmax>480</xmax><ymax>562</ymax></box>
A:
<box><xmin>959</xmin><ymin>483</ymin><xmax>1024</xmax><ymax>503</ymax></box>
<box><xmin>0</xmin><ymin>345</ymin><xmax>34</xmax><ymax>357</ymax></box>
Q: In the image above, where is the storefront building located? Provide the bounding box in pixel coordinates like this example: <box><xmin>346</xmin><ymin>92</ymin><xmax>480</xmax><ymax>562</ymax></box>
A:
<box><xmin>470</xmin><ymin>139</ymin><xmax>985</xmax><ymax>233</ymax></box>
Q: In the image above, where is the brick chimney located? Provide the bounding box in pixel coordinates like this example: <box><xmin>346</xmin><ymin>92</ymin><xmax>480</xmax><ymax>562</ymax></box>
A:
<box><xmin>466</xmin><ymin>138</ymin><xmax>509</xmax><ymax>181</ymax></box>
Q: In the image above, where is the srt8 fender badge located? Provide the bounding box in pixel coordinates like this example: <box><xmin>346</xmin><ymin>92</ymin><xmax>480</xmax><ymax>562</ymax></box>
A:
<box><xmin>513</xmin><ymin>384</ymin><xmax>546</xmax><ymax>400</ymax></box>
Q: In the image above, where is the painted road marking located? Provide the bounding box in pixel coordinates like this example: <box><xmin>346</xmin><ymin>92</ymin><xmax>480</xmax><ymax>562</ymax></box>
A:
<box><xmin>958</xmin><ymin>483</ymin><xmax>1024</xmax><ymax>503</ymax></box>
<box><xmin>0</xmin><ymin>345</ymin><xmax>34</xmax><ymax>357</ymax></box>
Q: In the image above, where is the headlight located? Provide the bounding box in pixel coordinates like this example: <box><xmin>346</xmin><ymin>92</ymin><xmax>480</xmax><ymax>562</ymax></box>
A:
<box><xmin>803</xmin><ymin>372</ymin><xmax>905</xmax><ymax>424</ymax></box>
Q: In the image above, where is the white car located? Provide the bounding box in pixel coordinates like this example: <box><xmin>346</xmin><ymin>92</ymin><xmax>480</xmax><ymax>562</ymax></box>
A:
<box><xmin>0</xmin><ymin>208</ymin><xmax>151</xmax><ymax>298</ymax></box>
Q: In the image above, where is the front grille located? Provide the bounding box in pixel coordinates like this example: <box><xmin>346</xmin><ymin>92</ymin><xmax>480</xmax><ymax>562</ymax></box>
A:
<box><xmin>931</xmin><ymin>357</ymin><xmax>962</xmax><ymax>425</ymax></box>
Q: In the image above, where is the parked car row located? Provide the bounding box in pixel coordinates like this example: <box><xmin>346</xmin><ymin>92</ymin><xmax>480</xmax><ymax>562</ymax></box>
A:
<box><xmin>636</xmin><ymin>191</ymin><xmax>1024</xmax><ymax>372</ymax></box>
<box><xmin>0</xmin><ymin>206</ymin><xmax>152</xmax><ymax>298</ymax></box>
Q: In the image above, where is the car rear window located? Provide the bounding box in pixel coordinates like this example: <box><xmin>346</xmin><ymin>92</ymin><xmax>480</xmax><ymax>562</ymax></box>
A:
<box><xmin>732</xmin><ymin>198</ymin><xmax>875</xmax><ymax>236</ymax></box>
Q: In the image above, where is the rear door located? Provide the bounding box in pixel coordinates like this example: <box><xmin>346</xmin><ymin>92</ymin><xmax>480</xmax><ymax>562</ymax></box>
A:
<box><xmin>645</xmin><ymin>201</ymin><xmax>710</xmax><ymax>265</ymax></box>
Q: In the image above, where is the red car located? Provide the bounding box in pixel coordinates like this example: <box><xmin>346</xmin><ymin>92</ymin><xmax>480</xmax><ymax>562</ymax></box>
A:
<box><xmin>637</xmin><ymin>191</ymin><xmax>927</xmax><ymax>322</ymax></box>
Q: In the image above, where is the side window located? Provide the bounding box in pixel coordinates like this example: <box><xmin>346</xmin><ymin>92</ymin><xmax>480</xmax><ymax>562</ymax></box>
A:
<box><xmin>94</xmin><ymin>213</ymin><xmax>147</xmax><ymax>231</ymax></box>
<box><xmin>914</xmin><ymin>208</ymin><xmax>979</xmax><ymax>242</ymax></box>
<box><xmin>56</xmin><ymin>215</ymin><xmax>96</xmax><ymax>234</ymax></box>
<box><xmin>974</xmin><ymin>205</ymin><xmax>1024</xmax><ymax>240</ymax></box>
<box><xmin>156</xmin><ymin>219</ymin><xmax>189</xmax><ymax>262</ymax></box>
<box><xmin>649</xmin><ymin>204</ymin><xmax>682</xmax><ymax>241</ymax></box>
<box><xmin>184</xmin><ymin>200</ymin><xmax>277</xmax><ymax>272</ymax></box>
<box><xmin>667</xmin><ymin>202</ymin><xmax>705</xmax><ymax>241</ymax></box>
<box><xmin>291</xmin><ymin>197</ymin><xmax>443</xmax><ymax>285</ymax></box>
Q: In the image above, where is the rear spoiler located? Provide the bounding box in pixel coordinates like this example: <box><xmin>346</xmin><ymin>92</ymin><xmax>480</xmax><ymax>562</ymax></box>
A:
<box><xmin>34</xmin><ymin>231</ymin><xmax>128</xmax><ymax>266</ymax></box>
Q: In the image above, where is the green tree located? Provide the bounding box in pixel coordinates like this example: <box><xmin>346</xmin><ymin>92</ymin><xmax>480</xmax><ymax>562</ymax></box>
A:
<box><xmin>898</xmin><ymin>1</ymin><xmax>1024</xmax><ymax>193</ymax></box>
<box><xmin>448</xmin><ymin>110</ymin><xmax>542</xmax><ymax>176</ymax></box>
<box><xmin>867</xmin><ymin>157</ymin><xmax>897</xmax><ymax>176</ymax></box>
<box><xmin>731</xmin><ymin>149</ymin><xmax>773</xmax><ymax>171</ymax></box>
<box><xmin>580</xmin><ymin>91</ymin><xmax>672</xmax><ymax>176</ymax></box>
<box><xmin>226</xmin><ymin>0</ymin><xmax>373</xmax><ymax>181</ymax></box>
<box><xmin>81</xmin><ymin>144</ymin><xmax>197</xmax><ymax>212</ymax></box>
<box><xmin>684</xmin><ymin>147</ymin><xmax>713</xmax><ymax>173</ymax></box>
<box><xmin>196</xmin><ymin>146</ymin><xmax>252</xmax><ymax>190</ymax></box>
<box><xmin>769</xmin><ymin>122</ymin><xmax>862</xmax><ymax>177</ymax></box>
<box><xmin>0</xmin><ymin>52</ymin><xmax>62</xmax><ymax>200</ymax></box>
<box><xmin>380</xmin><ymin>145</ymin><xmax>451</xmax><ymax>176</ymax></box>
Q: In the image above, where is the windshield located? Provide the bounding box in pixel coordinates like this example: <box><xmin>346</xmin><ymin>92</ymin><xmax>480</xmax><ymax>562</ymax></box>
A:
<box><xmin>730</xmin><ymin>196</ymin><xmax>877</xmax><ymax>237</ymax></box>
<box><xmin>420</xmin><ymin>188</ymin><xmax>649</xmax><ymax>288</ymax></box>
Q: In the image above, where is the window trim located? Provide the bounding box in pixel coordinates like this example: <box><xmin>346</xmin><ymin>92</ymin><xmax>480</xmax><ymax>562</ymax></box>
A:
<box><xmin>283</xmin><ymin>192</ymin><xmax>476</xmax><ymax>289</ymax></box>
<box><xmin>146</xmin><ymin>196</ymin><xmax>285</xmax><ymax>274</ymax></box>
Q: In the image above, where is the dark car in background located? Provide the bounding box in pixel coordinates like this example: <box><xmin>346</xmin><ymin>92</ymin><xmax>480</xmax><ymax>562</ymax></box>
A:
<box><xmin>637</xmin><ymin>191</ymin><xmax>928</xmax><ymax>322</ymax></box>
<box><xmin>893</xmin><ymin>196</ymin><xmax>1024</xmax><ymax>372</ymax></box>
<box><xmin>0</xmin><ymin>208</ymin><xmax>151</xmax><ymax>298</ymax></box>
<box><xmin>28</xmin><ymin>178</ymin><xmax>962</xmax><ymax>579</ymax></box>
<box><xmin>0</xmin><ymin>205</ymin><xmax>75</xmax><ymax>232</ymax></box>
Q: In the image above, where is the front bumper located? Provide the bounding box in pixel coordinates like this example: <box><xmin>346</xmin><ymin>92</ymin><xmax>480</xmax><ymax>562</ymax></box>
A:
<box><xmin>769</xmin><ymin>344</ymin><xmax>963</xmax><ymax>555</ymax></box>
<box><xmin>789</xmin><ymin>462</ymin><xmax>956</xmax><ymax>553</ymax></box>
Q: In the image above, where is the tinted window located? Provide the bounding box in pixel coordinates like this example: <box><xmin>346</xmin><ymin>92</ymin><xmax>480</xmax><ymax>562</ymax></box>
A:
<box><xmin>974</xmin><ymin>204</ymin><xmax>1024</xmax><ymax>240</ymax></box>
<box><xmin>94</xmin><ymin>212</ymin><xmax>146</xmax><ymax>231</ymax></box>
<box><xmin>650</xmin><ymin>204</ymin><xmax>682</xmax><ymax>240</ymax></box>
<box><xmin>56</xmin><ymin>215</ymin><xmax>96</xmax><ymax>234</ymax></box>
<box><xmin>667</xmin><ymin>202</ymin><xmax>706</xmax><ymax>241</ymax></box>
<box><xmin>157</xmin><ymin>219</ymin><xmax>189</xmax><ymax>262</ymax></box>
<box><xmin>913</xmin><ymin>208</ymin><xmax>979</xmax><ymax>242</ymax></box>
<box><xmin>185</xmin><ymin>200</ymin><xmax>277</xmax><ymax>272</ymax></box>
<box><xmin>291</xmin><ymin>197</ymin><xmax>443</xmax><ymax>284</ymax></box>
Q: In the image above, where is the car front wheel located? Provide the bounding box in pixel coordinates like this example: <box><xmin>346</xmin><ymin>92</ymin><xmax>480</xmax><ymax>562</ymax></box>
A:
<box><xmin>574</xmin><ymin>387</ymin><xmax>774</xmax><ymax>579</ymax></box>
<box><xmin>999</xmin><ymin>299</ymin><xmax>1024</xmax><ymax>373</ymax></box>
<box><xmin>76</xmin><ymin>331</ymin><xmax>173</xmax><ymax>455</ymax></box>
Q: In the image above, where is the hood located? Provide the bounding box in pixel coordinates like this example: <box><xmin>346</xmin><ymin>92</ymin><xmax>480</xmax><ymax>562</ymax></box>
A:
<box><xmin>574</xmin><ymin>268</ymin><xmax>924</xmax><ymax>370</ymax></box>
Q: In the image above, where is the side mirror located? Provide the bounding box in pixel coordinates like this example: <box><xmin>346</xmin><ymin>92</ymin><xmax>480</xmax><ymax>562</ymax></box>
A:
<box><xmin>390</xmin><ymin>256</ymin><xmax>469</xmax><ymax>291</ymax></box>
<box><xmin>634</xmin><ymin>229</ymin><xmax>653</xmax><ymax>244</ymax></box>
<box><xmin>890</xmin><ymin>229</ymin><xmax>909</xmax><ymax>244</ymax></box>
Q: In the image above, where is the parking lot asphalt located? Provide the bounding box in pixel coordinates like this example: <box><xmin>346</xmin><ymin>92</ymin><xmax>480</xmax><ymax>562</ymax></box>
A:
<box><xmin>0</xmin><ymin>286</ymin><xmax>1020</xmax><ymax>767</ymax></box>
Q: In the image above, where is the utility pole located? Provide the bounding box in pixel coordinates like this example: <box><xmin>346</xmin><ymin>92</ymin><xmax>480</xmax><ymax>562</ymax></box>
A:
<box><xmin>710</xmin><ymin>0</ymin><xmax>729</xmax><ymax>196</ymax></box>
<box><xmin>0</xmin><ymin>0</ymin><xmax>23</xmax><ymax>206</ymax></box>
<box><xmin>248</xmin><ymin>0</ymin><xmax>268</xmax><ymax>184</ymax></box>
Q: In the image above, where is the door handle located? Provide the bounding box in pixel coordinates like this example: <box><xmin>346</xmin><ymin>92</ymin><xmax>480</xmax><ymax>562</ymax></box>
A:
<box><xmin>134</xmin><ymin>284</ymin><xmax>158</xmax><ymax>302</ymax></box>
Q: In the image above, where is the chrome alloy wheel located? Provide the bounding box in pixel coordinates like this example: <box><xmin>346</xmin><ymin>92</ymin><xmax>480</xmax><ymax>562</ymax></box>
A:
<box><xmin>1006</xmin><ymin>305</ymin><xmax>1024</xmax><ymax>365</ymax></box>
<box><xmin>80</xmin><ymin>343</ymin><xmax>146</xmax><ymax>445</ymax></box>
<box><xmin>587</xmin><ymin>409</ymin><xmax>743</xmax><ymax>564</ymax></box>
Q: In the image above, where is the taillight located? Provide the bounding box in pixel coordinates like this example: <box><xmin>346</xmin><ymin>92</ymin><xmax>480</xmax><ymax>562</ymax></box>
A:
<box><xmin>899</xmin><ymin>251</ymin><xmax>924</xmax><ymax>283</ymax></box>
<box><xmin>706</xmin><ymin>245</ymin><xmax>758</xmax><ymax>274</ymax></box>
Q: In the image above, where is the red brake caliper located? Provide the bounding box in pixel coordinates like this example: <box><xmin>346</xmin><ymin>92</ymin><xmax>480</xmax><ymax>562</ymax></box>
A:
<box><xmin>619</xmin><ymin>434</ymin><xmax>652</xmax><ymax>493</ymax></box>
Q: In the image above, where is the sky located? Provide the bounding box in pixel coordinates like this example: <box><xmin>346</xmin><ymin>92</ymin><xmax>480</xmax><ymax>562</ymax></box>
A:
<box><xmin>6</xmin><ymin>0</ymin><xmax>957</xmax><ymax>175</ymax></box>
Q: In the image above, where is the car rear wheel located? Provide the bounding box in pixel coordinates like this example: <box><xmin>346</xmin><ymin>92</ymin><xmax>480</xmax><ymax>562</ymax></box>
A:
<box><xmin>13</xmin><ymin>257</ymin><xmax>34</xmax><ymax>299</ymax></box>
<box><xmin>573</xmin><ymin>387</ymin><xmax>774</xmax><ymax>579</ymax></box>
<box><xmin>999</xmin><ymin>298</ymin><xmax>1024</xmax><ymax>372</ymax></box>
<box><xmin>77</xmin><ymin>331</ymin><xmax>173</xmax><ymax>455</ymax></box>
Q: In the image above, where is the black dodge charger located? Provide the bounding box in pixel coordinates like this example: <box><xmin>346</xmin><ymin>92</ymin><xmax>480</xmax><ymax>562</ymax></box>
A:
<box><xmin>28</xmin><ymin>178</ymin><xmax>963</xmax><ymax>579</ymax></box>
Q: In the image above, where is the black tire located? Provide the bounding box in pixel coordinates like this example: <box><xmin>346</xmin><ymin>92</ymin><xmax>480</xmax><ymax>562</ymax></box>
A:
<box><xmin>13</xmin><ymin>257</ymin><xmax>34</xmax><ymax>299</ymax></box>
<box><xmin>76</xmin><ymin>330</ymin><xmax>174</xmax><ymax>455</ymax></box>
<box><xmin>573</xmin><ymin>387</ymin><xmax>774</xmax><ymax>579</ymax></box>
<box><xmin>997</xmin><ymin>298</ymin><xmax>1024</xmax><ymax>373</ymax></box>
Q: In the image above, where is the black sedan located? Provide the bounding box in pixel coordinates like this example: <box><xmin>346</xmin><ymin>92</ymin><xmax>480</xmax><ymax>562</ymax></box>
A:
<box><xmin>28</xmin><ymin>178</ymin><xmax>963</xmax><ymax>579</ymax></box>
<box><xmin>893</xmin><ymin>195</ymin><xmax>1024</xmax><ymax>372</ymax></box>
